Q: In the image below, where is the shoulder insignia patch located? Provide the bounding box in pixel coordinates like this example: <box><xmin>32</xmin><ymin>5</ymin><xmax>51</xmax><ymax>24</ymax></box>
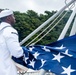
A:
<box><xmin>11</xmin><ymin>32</ymin><xmax>18</xmax><ymax>35</ymax></box>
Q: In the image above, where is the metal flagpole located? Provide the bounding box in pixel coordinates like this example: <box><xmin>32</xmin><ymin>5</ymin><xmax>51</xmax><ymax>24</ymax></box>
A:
<box><xmin>70</xmin><ymin>17</ymin><xmax>76</xmax><ymax>36</ymax></box>
<box><xmin>58</xmin><ymin>6</ymin><xmax>76</xmax><ymax>40</ymax></box>
<box><xmin>20</xmin><ymin>0</ymin><xmax>76</xmax><ymax>45</ymax></box>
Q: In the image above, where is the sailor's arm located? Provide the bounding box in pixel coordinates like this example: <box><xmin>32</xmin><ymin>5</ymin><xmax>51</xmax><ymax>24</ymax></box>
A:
<box><xmin>3</xmin><ymin>27</ymin><xmax>23</xmax><ymax>58</ymax></box>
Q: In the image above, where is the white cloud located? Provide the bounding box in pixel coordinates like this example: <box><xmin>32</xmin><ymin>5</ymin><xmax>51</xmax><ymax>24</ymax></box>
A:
<box><xmin>0</xmin><ymin>0</ymin><xmax>73</xmax><ymax>14</ymax></box>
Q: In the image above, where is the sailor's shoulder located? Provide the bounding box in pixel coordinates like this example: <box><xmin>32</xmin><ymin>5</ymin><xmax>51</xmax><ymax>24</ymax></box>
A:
<box><xmin>3</xmin><ymin>26</ymin><xmax>18</xmax><ymax>37</ymax></box>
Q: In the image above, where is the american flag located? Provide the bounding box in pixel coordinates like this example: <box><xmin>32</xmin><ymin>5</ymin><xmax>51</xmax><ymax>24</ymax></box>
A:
<box><xmin>12</xmin><ymin>35</ymin><xmax>76</xmax><ymax>75</ymax></box>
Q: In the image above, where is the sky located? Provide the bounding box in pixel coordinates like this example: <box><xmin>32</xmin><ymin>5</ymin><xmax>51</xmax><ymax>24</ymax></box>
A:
<box><xmin>0</xmin><ymin>0</ymin><xmax>73</xmax><ymax>14</ymax></box>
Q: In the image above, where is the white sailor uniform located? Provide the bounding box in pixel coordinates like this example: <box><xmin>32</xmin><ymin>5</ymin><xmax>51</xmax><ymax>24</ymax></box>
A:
<box><xmin>0</xmin><ymin>22</ymin><xmax>23</xmax><ymax>75</ymax></box>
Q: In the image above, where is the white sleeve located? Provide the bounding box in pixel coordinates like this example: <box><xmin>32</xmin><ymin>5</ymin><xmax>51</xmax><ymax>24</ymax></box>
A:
<box><xmin>3</xmin><ymin>27</ymin><xmax>23</xmax><ymax>58</ymax></box>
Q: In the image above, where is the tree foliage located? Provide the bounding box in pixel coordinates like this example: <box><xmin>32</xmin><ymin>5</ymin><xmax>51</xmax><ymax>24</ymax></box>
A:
<box><xmin>1</xmin><ymin>9</ymin><xmax>72</xmax><ymax>45</ymax></box>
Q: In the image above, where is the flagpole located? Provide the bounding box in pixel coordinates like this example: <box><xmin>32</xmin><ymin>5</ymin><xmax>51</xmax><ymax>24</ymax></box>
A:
<box><xmin>70</xmin><ymin>17</ymin><xmax>76</xmax><ymax>36</ymax></box>
<box><xmin>20</xmin><ymin>0</ymin><xmax>76</xmax><ymax>45</ymax></box>
<box><xmin>58</xmin><ymin>7</ymin><xmax>76</xmax><ymax>40</ymax></box>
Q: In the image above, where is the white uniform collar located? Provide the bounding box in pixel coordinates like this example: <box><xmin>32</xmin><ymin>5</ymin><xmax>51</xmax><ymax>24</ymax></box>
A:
<box><xmin>0</xmin><ymin>22</ymin><xmax>11</xmax><ymax>30</ymax></box>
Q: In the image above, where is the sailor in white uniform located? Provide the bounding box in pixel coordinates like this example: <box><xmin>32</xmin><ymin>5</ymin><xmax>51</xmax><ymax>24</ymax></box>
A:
<box><xmin>0</xmin><ymin>10</ymin><xmax>23</xmax><ymax>75</ymax></box>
